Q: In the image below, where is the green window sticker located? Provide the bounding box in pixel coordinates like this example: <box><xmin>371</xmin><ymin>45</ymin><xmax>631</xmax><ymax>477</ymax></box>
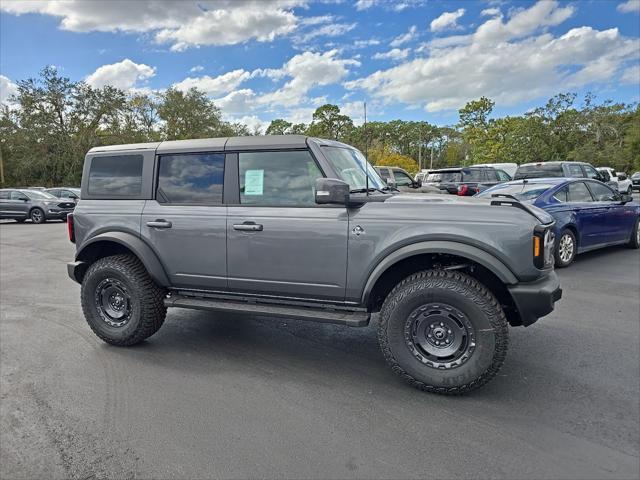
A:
<box><xmin>244</xmin><ymin>169</ymin><xmax>264</xmax><ymax>195</ymax></box>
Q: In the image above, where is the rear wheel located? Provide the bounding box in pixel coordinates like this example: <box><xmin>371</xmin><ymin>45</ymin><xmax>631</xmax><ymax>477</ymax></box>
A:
<box><xmin>628</xmin><ymin>218</ymin><xmax>640</xmax><ymax>249</ymax></box>
<box><xmin>555</xmin><ymin>229</ymin><xmax>576</xmax><ymax>267</ymax></box>
<box><xmin>81</xmin><ymin>254</ymin><xmax>167</xmax><ymax>346</ymax></box>
<box><xmin>377</xmin><ymin>269</ymin><xmax>509</xmax><ymax>395</ymax></box>
<box><xmin>29</xmin><ymin>208</ymin><xmax>45</xmax><ymax>224</ymax></box>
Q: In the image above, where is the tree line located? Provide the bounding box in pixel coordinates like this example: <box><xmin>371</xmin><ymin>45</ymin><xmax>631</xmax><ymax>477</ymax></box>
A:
<box><xmin>1</xmin><ymin>67</ymin><xmax>638</xmax><ymax>187</ymax></box>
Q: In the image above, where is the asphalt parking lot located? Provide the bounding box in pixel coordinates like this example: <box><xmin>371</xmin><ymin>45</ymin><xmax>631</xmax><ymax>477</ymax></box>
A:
<box><xmin>1</xmin><ymin>221</ymin><xmax>638</xmax><ymax>479</ymax></box>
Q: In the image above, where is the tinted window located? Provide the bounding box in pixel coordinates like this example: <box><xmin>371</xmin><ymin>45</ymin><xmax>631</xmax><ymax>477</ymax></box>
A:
<box><xmin>567</xmin><ymin>182</ymin><xmax>593</xmax><ymax>202</ymax></box>
<box><xmin>514</xmin><ymin>164</ymin><xmax>563</xmax><ymax>179</ymax></box>
<box><xmin>587</xmin><ymin>182</ymin><xmax>617</xmax><ymax>201</ymax></box>
<box><xmin>47</xmin><ymin>189</ymin><xmax>60</xmax><ymax>197</ymax></box>
<box><xmin>566</xmin><ymin>164</ymin><xmax>584</xmax><ymax>178</ymax></box>
<box><xmin>157</xmin><ymin>153</ymin><xmax>224</xmax><ymax>204</ymax></box>
<box><xmin>583</xmin><ymin>165</ymin><xmax>600</xmax><ymax>180</ymax></box>
<box><xmin>428</xmin><ymin>172</ymin><xmax>462</xmax><ymax>182</ymax></box>
<box><xmin>393</xmin><ymin>169</ymin><xmax>413</xmax><ymax>186</ymax></box>
<box><xmin>553</xmin><ymin>187</ymin><xmax>568</xmax><ymax>202</ymax></box>
<box><xmin>0</xmin><ymin>191</ymin><xmax>10</xmax><ymax>199</ymax></box>
<box><xmin>10</xmin><ymin>191</ymin><xmax>26</xmax><ymax>200</ymax></box>
<box><xmin>88</xmin><ymin>155</ymin><xmax>143</xmax><ymax>196</ymax></box>
<box><xmin>598</xmin><ymin>169</ymin><xmax>611</xmax><ymax>182</ymax></box>
<box><xmin>461</xmin><ymin>169</ymin><xmax>485</xmax><ymax>182</ymax></box>
<box><xmin>239</xmin><ymin>150</ymin><xmax>322</xmax><ymax>206</ymax></box>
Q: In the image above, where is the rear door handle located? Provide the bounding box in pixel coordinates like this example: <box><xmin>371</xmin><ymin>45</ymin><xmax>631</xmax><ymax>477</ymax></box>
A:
<box><xmin>233</xmin><ymin>222</ymin><xmax>263</xmax><ymax>232</ymax></box>
<box><xmin>146</xmin><ymin>219</ymin><xmax>172</xmax><ymax>229</ymax></box>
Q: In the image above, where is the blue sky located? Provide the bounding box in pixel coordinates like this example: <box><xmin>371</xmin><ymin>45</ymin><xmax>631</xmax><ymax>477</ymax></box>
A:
<box><xmin>1</xmin><ymin>0</ymin><xmax>639</xmax><ymax>130</ymax></box>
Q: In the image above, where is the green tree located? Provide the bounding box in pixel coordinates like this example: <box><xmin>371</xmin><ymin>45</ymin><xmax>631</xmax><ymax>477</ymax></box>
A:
<box><xmin>158</xmin><ymin>87</ymin><xmax>226</xmax><ymax>140</ymax></box>
<box><xmin>265</xmin><ymin>119</ymin><xmax>293</xmax><ymax>135</ymax></box>
<box><xmin>307</xmin><ymin>104</ymin><xmax>353</xmax><ymax>140</ymax></box>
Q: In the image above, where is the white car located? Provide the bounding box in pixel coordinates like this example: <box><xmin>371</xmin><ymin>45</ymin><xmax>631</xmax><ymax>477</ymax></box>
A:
<box><xmin>596</xmin><ymin>167</ymin><xmax>633</xmax><ymax>194</ymax></box>
<box><xmin>475</xmin><ymin>162</ymin><xmax>517</xmax><ymax>178</ymax></box>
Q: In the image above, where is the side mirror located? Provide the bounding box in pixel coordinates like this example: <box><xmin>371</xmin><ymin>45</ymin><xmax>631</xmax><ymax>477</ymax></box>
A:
<box><xmin>19</xmin><ymin>196</ymin><xmax>29</xmax><ymax>202</ymax></box>
<box><xmin>620</xmin><ymin>194</ymin><xmax>633</xmax><ymax>204</ymax></box>
<box><xmin>315</xmin><ymin>178</ymin><xmax>350</xmax><ymax>205</ymax></box>
<box><xmin>386</xmin><ymin>178</ymin><xmax>397</xmax><ymax>189</ymax></box>
<box><xmin>413</xmin><ymin>180</ymin><xmax>422</xmax><ymax>188</ymax></box>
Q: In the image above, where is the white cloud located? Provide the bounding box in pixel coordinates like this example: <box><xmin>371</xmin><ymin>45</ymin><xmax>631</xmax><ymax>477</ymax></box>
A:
<box><xmin>345</xmin><ymin>1</ymin><xmax>639</xmax><ymax>113</ymax></box>
<box><xmin>294</xmin><ymin>22</ymin><xmax>356</xmax><ymax>44</ymax></box>
<box><xmin>258</xmin><ymin>50</ymin><xmax>360</xmax><ymax>107</ymax></box>
<box><xmin>354</xmin><ymin>39</ymin><xmax>381</xmax><ymax>48</ymax></box>
<box><xmin>173</xmin><ymin>69</ymin><xmax>251</xmax><ymax>96</ymax></box>
<box><xmin>0</xmin><ymin>75</ymin><xmax>18</xmax><ymax>104</ymax></box>
<box><xmin>481</xmin><ymin>8</ymin><xmax>501</xmax><ymax>17</ymax></box>
<box><xmin>233</xmin><ymin>115</ymin><xmax>266</xmax><ymax>133</ymax></box>
<box><xmin>214</xmin><ymin>89</ymin><xmax>257</xmax><ymax>115</ymax></box>
<box><xmin>620</xmin><ymin>64</ymin><xmax>640</xmax><ymax>84</ymax></box>
<box><xmin>390</xmin><ymin>25</ymin><xmax>418</xmax><ymax>47</ymax></box>
<box><xmin>1</xmin><ymin>1</ymin><xmax>303</xmax><ymax>51</ymax></box>
<box><xmin>430</xmin><ymin>9</ymin><xmax>465</xmax><ymax>32</ymax></box>
<box><xmin>189</xmin><ymin>65</ymin><xmax>204</xmax><ymax>73</ymax></box>
<box><xmin>85</xmin><ymin>59</ymin><xmax>156</xmax><ymax>90</ymax></box>
<box><xmin>372</xmin><ymin>48</ymin><xmax>410</xmax><ymax>61</ymax></box>
<box><xmin>617</xmin><ymin>1</ymin><xmax>640</xmax><ymax>13</ymax></box>
<box><xmin>355</xmin><ymin>0</ymin><xmax>378</xmax><ymax>10</ymax></box>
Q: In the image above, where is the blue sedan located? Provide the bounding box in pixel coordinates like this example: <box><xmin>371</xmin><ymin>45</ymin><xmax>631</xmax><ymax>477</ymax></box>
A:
<box><xmin>478</xmin><ymin>177</ymin><xmax>640</xmax><ymax>267</ymax></box>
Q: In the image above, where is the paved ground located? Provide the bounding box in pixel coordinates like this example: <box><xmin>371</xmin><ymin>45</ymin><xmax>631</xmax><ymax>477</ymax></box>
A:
<box><xmin>1</xmin><ymin>220</ymin><xmax>638</xmax><ymax>480</ymax></box>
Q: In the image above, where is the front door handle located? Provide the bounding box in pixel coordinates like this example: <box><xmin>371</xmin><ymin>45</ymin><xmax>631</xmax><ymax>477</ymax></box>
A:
<box><xmin>146</xmin><ymin>219</ymin><xmax>172</xmax><ymax>229</ymax></box>
<box><xmin>233</xmin><ymin>222</ymin><xmax>263</xmax><ymax>232</ymax></box>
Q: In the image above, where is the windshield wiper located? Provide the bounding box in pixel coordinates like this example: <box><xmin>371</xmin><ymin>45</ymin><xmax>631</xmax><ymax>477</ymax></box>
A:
<box><xmin>350</xmin><ymin>187</ymin><xmax>387</xmax><ymax>194</ymax></box>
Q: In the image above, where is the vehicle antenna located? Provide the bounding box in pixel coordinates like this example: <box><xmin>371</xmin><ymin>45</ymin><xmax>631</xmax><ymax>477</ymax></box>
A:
<box><xmin>364</xmin><ymin>101</ymin><xmax>369</xmax><ymax>196</ymax></box>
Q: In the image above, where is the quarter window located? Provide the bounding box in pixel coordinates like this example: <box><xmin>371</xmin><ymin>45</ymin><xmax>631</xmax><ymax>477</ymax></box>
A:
<box><xmin>157</xmin><ymin>153</ymin><xmax>224</xmax><ymax>204</ymax></box>
<box><xmin>239</xmin><ymin>150</ymin><xmax>322</xmax><ymax>206</ymax></box>
<box><xmin>567</xmin><ymin>182</ymin><xmax>593</xmax><ymax>202</ymax></box>
<box><xmin>553</xmin><ymin>187</ymin><xmax>568</xmax><ymax>203</ymax></box>
<box><xmin>88</xmin><ymin>155</ymin><xmax>143</xmax><ymax>196</ymax></box>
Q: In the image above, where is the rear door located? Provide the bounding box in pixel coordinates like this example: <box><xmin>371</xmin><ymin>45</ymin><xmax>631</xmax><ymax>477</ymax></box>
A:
<box><xmin>141</xmin><ymin>152</ymin><xmax>228</xmax><ymax>290</ymax></box>
<box><xmin>226</xmin><ymin>149</ymin><xmax>348</xmax><ymax>300</ymax></box>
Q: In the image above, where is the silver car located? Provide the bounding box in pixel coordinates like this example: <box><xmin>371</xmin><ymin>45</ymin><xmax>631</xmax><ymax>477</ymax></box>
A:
<box><xmin>0</xmin><ymin>188</ymin><xmax>76</xmax><ymax>223</ymax></box>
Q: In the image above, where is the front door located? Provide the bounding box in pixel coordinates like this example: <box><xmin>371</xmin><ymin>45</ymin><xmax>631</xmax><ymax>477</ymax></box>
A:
<box><xmin>566</xmin><ymin>181</ymin><xmax>606</xmax><ymax>249</ymax></box>
<box><xmin>227</xmin><ymin>150</ymin><xmax>348</xmax><ymax>301</ymax></box>
<box><xmin>141</xmin><ymin>152</ymin><xmax>227</xmax><ymax>290</ymax></box>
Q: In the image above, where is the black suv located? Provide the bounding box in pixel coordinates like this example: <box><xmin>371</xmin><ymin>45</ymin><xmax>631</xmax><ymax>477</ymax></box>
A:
<box><xmin>423</xmin><ymin>166</ymin><xmax>511</xmax><ymax>196</ymax></box>
<box><xmin>513</xmin><ymin>161</ymin><xmax>604</xmax><ymax>181</ymax></box>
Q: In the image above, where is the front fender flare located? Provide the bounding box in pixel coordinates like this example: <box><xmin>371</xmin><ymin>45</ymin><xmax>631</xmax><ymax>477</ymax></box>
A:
<box><xmin>76</xmin><ymin>232</ymin><xmax>170</xmax><ymax>287</ymax></box>
<box><xmin>360</xmin><ymin>240</ymin><xmax>519</xmax><ymax>305</ymax></box>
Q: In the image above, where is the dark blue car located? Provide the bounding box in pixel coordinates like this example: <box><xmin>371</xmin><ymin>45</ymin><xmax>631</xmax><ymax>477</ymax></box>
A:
<box><xmin>478</xmin><ymin>178</ymin><xmax>640</xmax><ymax>267</ymax></box>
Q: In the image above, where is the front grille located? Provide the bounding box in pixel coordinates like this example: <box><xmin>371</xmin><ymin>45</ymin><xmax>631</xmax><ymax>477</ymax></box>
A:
<box><xmin>57</xmin><ymin>202</ymin><xmax>75</xmax><ymax>209</ymax></box>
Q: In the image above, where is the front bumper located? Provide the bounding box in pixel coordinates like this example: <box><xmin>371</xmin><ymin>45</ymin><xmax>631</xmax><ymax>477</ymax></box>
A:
<box><xmin>46</xmin><ymin>208</ymin><xmax>74</xmax><ymax>219</ymax></box>
<box><xmin>507</xmin><ymin>271</ymin><xmax>562</xmax><ymax>327</ymax></box>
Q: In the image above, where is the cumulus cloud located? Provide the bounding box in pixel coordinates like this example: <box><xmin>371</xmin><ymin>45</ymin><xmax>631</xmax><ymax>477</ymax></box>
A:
<box><xmin>345</xmin><ymin>1</ymin><xmax>639</xmax><ymax>113</ymax></box>
<box><xmin>390</xmin><ymin>25</ymin><xmax>418</xmax><ymax>47</ymax></box>
<box><xmin>0</xmin><ymin>75</ymin><xmax>18</xmax><ymax>104</ymax></box>
<box><xmin>213</xmin><ymin>89</ymin><xmax>257</xmax><ymax>115</ymax></box>
<box><xmin>293</xmin><ymin>22</ymin><xmax>356</xmax><ymax>44</ymax></box>
<box><xmin>617</xmin><ymin>1</ymin><xmax>640</xmax><ymax>13</ymax></box>
<box><xmin>190</xmin><ymin>65</ymin><xmax>204</xmax><ymax>73</ymax></box>
<box><xmin>85</xmin><ymin>59</ymin><xmax>156</xmax><ymax>90</ymax></box>
<box><xmin>372</xmin><ymin>48</ymin><xmax>410</xmax><ymax>61</ymax></box>
<box><xmin>430</xmin><ymin>9</ymin><xmax>465</xmax><ymax>32</ymax></box>
<box><xmin>173</xmin><ymin>69</ymin><xmax>251</xmax><ymax>96</ymax></box>
<box><xmin>481</xmin><ymin>8</ymin><xmax>501</xmax><ymax>17</ymax></box>
<box><xmin>0</xmin><ymin>1</ymin><xmax>302</xmax><ymax>51</ymax></box>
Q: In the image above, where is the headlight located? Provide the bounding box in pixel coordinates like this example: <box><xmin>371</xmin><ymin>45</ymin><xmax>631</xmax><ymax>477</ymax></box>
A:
<box><xmin>533</xmin><ymin>227</ymin><xmax>555</xmax><ymax>269</ymax></box>
<box><xmin>43</xmin><ymin>201</ymin><xmax>55</xmax><ymax>205</ymax></box>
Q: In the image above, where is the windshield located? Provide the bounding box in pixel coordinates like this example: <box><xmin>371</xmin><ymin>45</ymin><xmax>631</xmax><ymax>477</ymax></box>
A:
<box><xmin>426</xmin><ymin>172</ymin><xmax>462</xmax><ymax>183</ymax></box>
<box><xmin>477</xmin><ymin>182</ymin><xmax>556</xmax><ymax>200</ymax></box>
<box><xmin>23</xmin><ymin>190</ymin><xmax>57</xmax><ymax>199</ymax></box>
<box><xmin>321</xmin><ymin>146</ymin><xmax>386</xmax><ymax>190</ymax></box>
<box><xmin>514</xmin><ymin>164</ymin><xmax>563</xmax><ymax>179</ymax></box>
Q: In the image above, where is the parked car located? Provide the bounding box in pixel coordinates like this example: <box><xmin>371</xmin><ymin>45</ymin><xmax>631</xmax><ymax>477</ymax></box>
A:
<box><xmin>477</xmin><ymin>178</ymin><xmax>639</xmax><ymax>267</ymax></box>
<box><xmin>596</xmin><ymin>167</ymin><xmax>633</xmax><ymax>195</ymax></box>
<box><xmin>414</xmin><ymin>169</ymin><xmax>431</xmax><ymax>183</ymax></box>
<box><xmin>422</xmin><ymin>166</ymin><xmax>511</xmax><ymax>196</ymax></box>
<box><xmin>0</xmin><ymin>188</ymin><xmax>76</xmax><ymax>223</ymax></box>
<box><xmin>374</xmin><ymin>166</ymin><xmax>442</xmax><ymax>193</ymax></box>
<box><xmin>475</xmin><ymin>162</ymin><xmax>518</xmax><ymax>178</ymax></box>
<box><xmin>66</xmin><ymin>135</ymin><xmax>562</xmax><ymax>395</ymax></box>
<box><xmin>513</xmin><ymin>161</ymin><xmax>604</xmax><ymax>182</ymax></box>
<box><xmin>45</xmin><ymin>187</ymin><xmax>81</xmax><ymax>203</ymax></box>
<box><xmin>632</xmin><ymin>172</ymin><xmax>640</xmax><ymax>191</ymax></box>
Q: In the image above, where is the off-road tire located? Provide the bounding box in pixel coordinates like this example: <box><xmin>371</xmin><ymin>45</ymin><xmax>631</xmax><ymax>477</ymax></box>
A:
<box><xmin>377</xmin><ymin>269</ymin><xmax>509</xmax><ymax>395</ymax></box>
<box><xmin>29</xmin><ymin>208</ymin><xmax>46</xmax><ymax>224</ymax></box>
<box><xmin>627</xmin><ymin>218</ymin><xmax>640</xmax><ymax>249</ymax></box>
<box><xmin>81</xmin><ymin>254</ymin><xmax>167</xmax><ymax>346</ymax></box>
<box><xmin>555</xmin><ymin>229</ymin><xmax>576</xmax><ymax>268</ymax></box>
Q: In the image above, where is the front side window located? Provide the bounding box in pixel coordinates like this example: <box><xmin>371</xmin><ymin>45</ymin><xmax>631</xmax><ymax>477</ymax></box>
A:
<box><xmin>597</xmin><ymin>169</ymin><xmax>611</xmax><ymax>182</ymax></box>
<box><xmin>567</xmin><ymin>182</ymin><xmax>593</xmax><ymax>202</ymax></box>
<box><xmin>377</xmin><ymin>168</ymin><xmax>391</xmax><ymax>180</ymax></box>
<box><xmin>157</xmin><ymin>153</ymin><xmax>224</xmax><ymax>204</ymax></box>
<box><xmin>583</xmin><ymin>165</ymin><xmax>600</xmax><ymax>179</ymax></box>
<box><xmin>566</xmin><ymin>164</ymin><xmax>584</xmax><ymax>178</ymax></box>
<box><xmin>496</xmin><ymin>170</ymin><xmax>511</xmax><ymax>181</ymax></box>
<box><xmin>239</xmin><ymin>150</ymin><xmax>322</xmax><ymax>206</ymax></box>
<box><xmin>321</xmin><ymin>147</ymin><xmax>385</xmax><ymax>190</ymax></box>
<box><xmin>587</xmin><ymin>181</ymin><xmax>618</xmax><ymax>201</ymax></box>
<box><xmin>393</xmin><ymin>169</ymin><xmax>414</xmax><ymax>186</ymax></box>
<box><xmin>88</xmin><ymin>155</ymin><xmax>143</xmax><ymax>196</ymax></box>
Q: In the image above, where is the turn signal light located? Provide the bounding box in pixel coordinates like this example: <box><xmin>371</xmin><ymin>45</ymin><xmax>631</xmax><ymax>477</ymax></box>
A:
<box><xmin>533</xmin><ymin>236</ymin><xmax>541</xmax><ymax>257</ymax></box>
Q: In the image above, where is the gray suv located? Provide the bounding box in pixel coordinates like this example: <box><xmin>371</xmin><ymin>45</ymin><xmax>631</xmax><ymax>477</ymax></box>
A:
<box><xmin>0</xmin><ymin>188</ymin><xmax>76</xmax><ymax>223</ymax></box>
<box><xmin>67</xmin><ymin>136</ymin><xmax>562</xmax><ymax>394</ymax></box>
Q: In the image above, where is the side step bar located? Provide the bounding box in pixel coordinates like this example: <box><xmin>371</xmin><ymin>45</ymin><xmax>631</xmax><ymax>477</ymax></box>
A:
<box><xmin>164</xmin><ymin>295</ymin><xmax>370</xmax><ymax>327</ymax></box>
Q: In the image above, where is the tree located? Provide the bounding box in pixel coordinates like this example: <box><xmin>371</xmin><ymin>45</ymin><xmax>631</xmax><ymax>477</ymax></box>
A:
<box><xmin>265</xmin><ymin>119</ymin><xmax>293</xmax><ymax>135</ymax></box>
<box><xmin>368</xmin><ymin>145</ymin><xmax>419</xmax><ymax>174</ymax></box>
<box><xmin>158</xmin><ymin>87</ymin><xmax>226</xmax><ymax>140</ymax></box>
<box><xmin>307</xmin><ymin>104</ymin><xmax>353</xmax><ymax>140</ymax></box>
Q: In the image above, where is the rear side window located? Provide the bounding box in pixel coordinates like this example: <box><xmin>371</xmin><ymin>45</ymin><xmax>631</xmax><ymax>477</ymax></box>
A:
<box><xmin>461</xmin><ymin>169</ymin><xmax>484</xmax><ymax>182</ymax></box>
<box><xmin>239</xmin><ymin>150</ymin><xmax>322</xmax><ymax>206</ymax></box>
<box><xmin>0</xmin><ymin>191</ymin><xmax>9</xmax><ymax>199</ymax></box>
<box><xmin>514</xmin><ymin>164</ymin><xmax>563</xmax><ymax>179</ymax></box>
<box><xmin>157</xmin><ymin>153</ymin><xmax>224</xmax><ymax>204</ymax></box>
<box><xmin>88</xmin><ymin>155</ymin><xmax>143</xmax><ymax>196</ymax></box>
<box><xmin>566</xmin><ymin>164</ymin><xmax>584</xmax><ymax>178</ymax></box>
<box><xmin>567</xmin><ymin>182</ymin><xmax>593</xmax><ymax>202</ymax></box>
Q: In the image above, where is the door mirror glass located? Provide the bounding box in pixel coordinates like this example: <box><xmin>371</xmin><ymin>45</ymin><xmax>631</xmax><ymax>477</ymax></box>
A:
<box><xmin>315</xmin><ymin>178</ymin><xmax>350</xmax><ymax>205</ymax></box>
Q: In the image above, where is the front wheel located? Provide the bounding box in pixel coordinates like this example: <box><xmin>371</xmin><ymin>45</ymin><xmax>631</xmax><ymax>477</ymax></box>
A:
<box><xmin>555</xmin><ymin>229</ymin><xmax>576</xmax><ymax>268</ymax></box>
<box><xmin>377</xmin><ymin>270</ymin><xmax>509</xmax><ymax>395</ymax></box>
<box><xmin>627</xmin><ymin>186</ymin><xmax>633</xmax><ymax>195</ymax></box>
<box><xmin>30</xmin><ymin>208</ymin><xmax>46</xmax><ymax>224</ymax></box>
<box><xmin>81</xmin><ymin>254</ymin><xmax>167</xmax><ymax>346</ymax></box>
<box><xmin>628</xmin><ymin>218</ymin><xmax>640</xmax><ymax>249</ymax></box>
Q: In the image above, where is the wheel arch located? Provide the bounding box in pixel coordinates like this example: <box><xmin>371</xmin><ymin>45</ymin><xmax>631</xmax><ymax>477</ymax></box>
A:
<box><xmin>75</xmin><ymin>232</ymin><xmax>170</xmax><ymax>287</ymax></box>
<box><xmin>362</xmin><ymin>242</ymin><xmax>525</xmax><ymax>326</ymax></box>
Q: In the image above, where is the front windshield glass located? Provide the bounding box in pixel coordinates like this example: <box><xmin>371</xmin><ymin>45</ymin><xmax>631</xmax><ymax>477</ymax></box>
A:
<box><xmin>476</xmin><ymin>182</ymin><xmax>556</xmax><ymax>201</ymax></box>
<box><xmin>23</xmin><ymin>190</ymin><xmax>57</xmax><ymax>199</ymax></box>
<box><xmin>321</xmin><ymin>146</ymin><xmax>386</xmax><ymax>190</ymax></box>
<box><xmin>426</xmin><ymin>172</ymin><xmax>462</xmax><ymax>183</ymax></box>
